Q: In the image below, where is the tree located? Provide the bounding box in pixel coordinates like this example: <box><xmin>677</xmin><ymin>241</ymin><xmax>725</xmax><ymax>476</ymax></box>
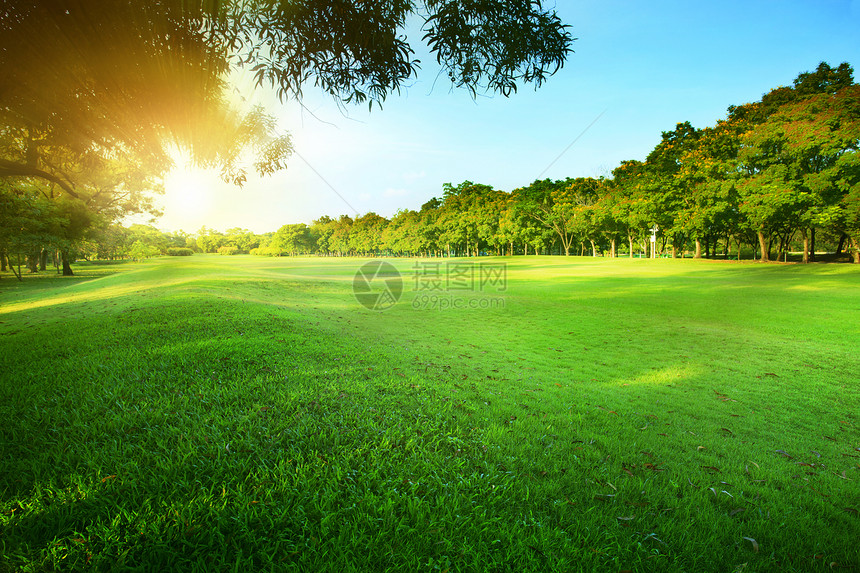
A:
<box><xmin>436</xmin><ymin>181</ymin><xmax>501</xmax><ymax>256</ymax></box>
<box><xmin>350</xmin><ymin>213</ymin><xmax>388</xmax><ymax>256</ymax></box>
<box><xmin>272</xmin><ymin>223</ymin><xmax>313</xmax><ymax>255</ymax></box>
<box><xmin>643</xmin><ymin>121</ymin><xmax>700</xmax><ymax>257</ymax></box>
<box><xmin>513</xmin><ymin>178</ymin><xmax>581</xmax><ymax>255</ymax></box>
<box><xmin>383</xmin><ymin>209</ymin><xmax>423</xmax><ymax>256</ymax></box>
<box><xmin>737</xmin><ymin>73</ymin><xmax>859</xmax><ymax>261</ymax></box>
<box><xmin>329</xmin><ymin>215</ymin><xmax>354</xmax><ymax>256</ymax></box>
<box><xmin>2</xmin><ymin>1</ymin><xmax>572</xmax><ymax>183</ymax></box>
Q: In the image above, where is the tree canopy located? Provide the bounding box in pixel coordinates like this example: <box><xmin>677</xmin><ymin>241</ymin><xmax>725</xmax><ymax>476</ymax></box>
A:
<box><xmin>0</xmin><ymin>1</ymin><xmax>574</xmax><ymax>275</ymax></box>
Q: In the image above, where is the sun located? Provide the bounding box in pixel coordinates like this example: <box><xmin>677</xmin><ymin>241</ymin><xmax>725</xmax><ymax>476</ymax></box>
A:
<box><xmin>164</xmin><ymin>168</ymin><xmax>209</xmax><ymax>212</ymax></box>
<box><xmin>160</xmin><ymin>163</ymin><xmax>219</xmax><ymax>231</ymax></box>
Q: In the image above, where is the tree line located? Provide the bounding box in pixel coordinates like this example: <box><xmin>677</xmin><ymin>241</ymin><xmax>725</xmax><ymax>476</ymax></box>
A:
<box><xmin>238</xmin><ymin>62</ymin><xmax>860</xmax><ymax>264</ymax></box>
<box><xmin>2</xmin><ymin>62</ymin><xmax>859</xmax><ymax>276</ymax></box>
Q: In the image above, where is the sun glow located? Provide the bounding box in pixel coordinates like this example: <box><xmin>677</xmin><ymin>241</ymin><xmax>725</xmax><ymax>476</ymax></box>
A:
<box><xmin>160</xmin><ymin>155</ymin><xmax>222</xmax><ymax>232</ymax></box>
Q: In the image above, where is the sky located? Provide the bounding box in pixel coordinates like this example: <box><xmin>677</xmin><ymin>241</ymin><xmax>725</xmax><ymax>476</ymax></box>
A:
<box><xmin>150</xmin><ymin>0</ymin><xmax>860</xmax><ymax>235</ymax></box>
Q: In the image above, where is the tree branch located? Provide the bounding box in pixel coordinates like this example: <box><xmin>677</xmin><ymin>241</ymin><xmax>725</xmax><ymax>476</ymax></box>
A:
<box><xmin>0</xmin><ymin>160</ymin><xmax>81</xmax><ymax>199</ymax></box>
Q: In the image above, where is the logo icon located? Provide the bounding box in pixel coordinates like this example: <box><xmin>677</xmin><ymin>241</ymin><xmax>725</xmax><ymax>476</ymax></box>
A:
<box><xmin>353</xmin><ymin>261</ymin><xmax>403</xmax><ymax>311</ymax></box>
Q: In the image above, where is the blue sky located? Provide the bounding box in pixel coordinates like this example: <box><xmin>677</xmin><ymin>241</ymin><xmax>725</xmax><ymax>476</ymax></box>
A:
<box><xmin>154</xmin><ymin>0</ymin><xmax>860</xmax><ymax>234</ymax></box>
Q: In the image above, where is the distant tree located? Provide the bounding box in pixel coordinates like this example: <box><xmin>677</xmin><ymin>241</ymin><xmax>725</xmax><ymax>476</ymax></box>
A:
<box><xmin>436</xmin><ymin>181</ymin><xmax>500</xmax><ymax>256</ymax></box>
<box><xmin>644</xmin><ymin>121</ymin><xmax>701</xmax><ymax>256</ymax></box>
<box><xmin>329</xmin><ymin>215</ymin><xmax>354</xmax><ymax>256</ymax></box>
<box><xmin>225</xmin><ymin>228</ymin><xmax>258</xmax><ymax>252</ymax></box>
<box><xmin>350</xmin><ymin>213</ymin><xmax>388</xmax><ymax>256</ymax></box>
<box><xmin>129</xmin><ymin>240</ymin><xmax>159</xmax><ymax>261</ymax></box>
<box><xmin>383</xmin><ymin>209</ymin><xmax>423</xmax><ymax>256</ymax></box>
<box><xmin>272</xmin><ymin>223</ymin><xmax>313</xmax><ymax>256</ymax></box>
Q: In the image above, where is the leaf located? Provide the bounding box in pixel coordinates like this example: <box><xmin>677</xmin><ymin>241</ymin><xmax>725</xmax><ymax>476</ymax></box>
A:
<box><xmin>774</xmin><ymin>450</ymin><xmax>793</xmax><ymax>459</ymax></box>
<box><xmin>702</xmin><ymin>466</ymin><xmax>721</xmax><ymax>473</ymax></box>
<box><xmin>743</xmin><ymin>536</ymin><xmax>759</xmax><ymax>553</ymax></box>
<box><xmin>729</xmin><ymin>508</ymin><xmax>746</xmax><ymax>517</ymax></box>
<box><xmin>616</xmin><ymin>516</ymin><xmax>635</xmax><ymax>521</ymax></box>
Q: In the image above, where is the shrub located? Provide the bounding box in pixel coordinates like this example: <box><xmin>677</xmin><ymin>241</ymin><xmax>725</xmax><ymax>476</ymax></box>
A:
<box><xmin>250</xmin><ymin>246</ymin><xmax>285</xmax><ymax>257</ymax></box>
<box><xmin>218</xmin><ymin>246</ymin><xmax>239</xmax><ymax>256</ymax></box>
<box><xmin>166</xmin><ymin>247</ymin><xmax>194</xmax><ymax>256</ymax></box>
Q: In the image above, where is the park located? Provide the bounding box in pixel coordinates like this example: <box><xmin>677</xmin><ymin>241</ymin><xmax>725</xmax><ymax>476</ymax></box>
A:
<box><xmin>2</xmin><ymin>2</ymin><xmax>860</xmax><ymax>571</ymax></box>
<box><xmin>1</xmin><ymin>255</ymin><xmax>858</xmax><ymax>571</ymax></box>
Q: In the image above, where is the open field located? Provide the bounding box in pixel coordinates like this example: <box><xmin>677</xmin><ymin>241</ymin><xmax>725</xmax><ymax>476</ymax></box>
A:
<box><xmin>1</xmin><ymin>256</ymin><xmax>859</xmax><ymax>572</ymax></box>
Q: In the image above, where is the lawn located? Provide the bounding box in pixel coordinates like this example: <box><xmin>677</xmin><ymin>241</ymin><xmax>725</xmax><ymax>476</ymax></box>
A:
<box><xmin>1</xmin><ymin>255</ymin><xmax>858</xmax><ymax>572</ymax></box>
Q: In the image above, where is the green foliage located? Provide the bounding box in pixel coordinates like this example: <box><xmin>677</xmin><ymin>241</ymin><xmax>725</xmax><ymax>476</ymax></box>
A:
<box><xmin>244</xmin><ymin>0</ymin><xmax>573</xmax><ymax>106</ymax></box>
<box><xmin>217</xmin><ymin>245</ymin><xmax>239</xmax><ymax>255</ymax></box>
<box><xmin>128</xmin><ymin>240</ymin><xmax>160</xmax><ymax>261</ymax></box>
<box><xmin>249</xmin><ymin>246</ymin><xmax>285</xmax><ymax>257</ymax></box>
<box><xmin>271</xmin><ymin>223</ymin><xmax>313</xmax><ymax>255</ymax></box>
<box><xmin>166</xmin><ymin>247</ymin><xmax>194</xmax><ymax>256</ymax></box>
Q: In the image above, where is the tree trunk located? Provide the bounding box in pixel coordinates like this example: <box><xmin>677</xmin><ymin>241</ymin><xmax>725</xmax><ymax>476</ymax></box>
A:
<box><xmin>836</xmin><ymin>233</ymin><xmax>847</xmax><ymax>256</ymax></box>
<box><xmin>590</xmin><ymin>239</ymin><xmax>597</xmax><ymax>257</ymax></box>
<box><xmin>610</xmin><ymin>238</ymin><xmax>616</xmax><ymax>258</ymax></box>
<box><xmin>757</xmin><ymin>231</ymin><xmax>769</xmax><ymax>262</ymax></box>
<box><xmin>0</xmin><ymin>250</ymin><xmax>6</xmax><ymax>272</ymax></box>
<box><xmin>850</xmin><ymin>235</ymin><xmax>860</xmax><ymax>264</ymax></box>
<box><xmin>27</xmin><ymin>252</ymin><xmax>39</xmax><ymax>273</ymax></box>
<box><xmin>800</xmin><ymin>229</ymin><xmax>809</xmax><ymax>264</ymax></box>
<box><xmin>61</xmin><ymin>250</ymin><xmax>74</xmax><ymax>276</ymax></box>
<box><xmin>40</xmin><ymin>248</ymin><xmax>48</xmax><ymax>271</ymax></box>
<box><xmin>694</xmin><ymin>239</ymin><xmax>702</xmax><ymax>259</ymax></box>
<box><xmin>628</xmin><ymin>236</ymin><xmax>634</xmax><ymax>258</ymax></box>
<box><xmin>810</xmin><ymin>227</ymin><xmax>816</xmax><ymax>262</ymax></box>
<box><xmin>12</xmin><ymin>252</ymin><xmax>23</xmax><ymax>281</ymax></box>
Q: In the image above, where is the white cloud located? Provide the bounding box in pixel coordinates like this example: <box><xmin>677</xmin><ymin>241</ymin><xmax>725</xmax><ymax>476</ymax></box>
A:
<box><xmin>402</xmin><ymin>170</ymin><xmax>426</xmax><ymax>182</ymax></box>
<box><xmin>384</xmin><ymin>187</ymin><xmax>410</xmax><ymax>197</ymax></box>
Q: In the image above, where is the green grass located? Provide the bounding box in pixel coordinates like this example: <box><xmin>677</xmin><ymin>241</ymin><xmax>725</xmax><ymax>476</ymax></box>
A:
<box><xmin>1</xmin><ymin>255</ymin><xmax>858</xmax><ymax>572</ymax></box>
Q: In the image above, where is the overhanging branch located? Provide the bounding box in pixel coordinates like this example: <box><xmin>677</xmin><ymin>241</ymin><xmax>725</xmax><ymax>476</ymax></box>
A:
<box><xmin>0</xmin><ymin>160</ymin><xmax>81</xmax><ymax>199</ymax></box>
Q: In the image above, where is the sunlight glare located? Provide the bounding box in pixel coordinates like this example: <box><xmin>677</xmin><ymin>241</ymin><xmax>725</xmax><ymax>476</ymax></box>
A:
<box><xmin>161</xmin><ymin>150</ymin><xmax>221</xmax><ymax>231</ymax></box>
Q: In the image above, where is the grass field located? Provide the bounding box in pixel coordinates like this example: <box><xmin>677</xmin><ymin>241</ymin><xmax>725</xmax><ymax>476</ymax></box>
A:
<box><xmin>1</xmin><ymin>255</ymin><xmax>859</xmax><ymax>572</ymax></box>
